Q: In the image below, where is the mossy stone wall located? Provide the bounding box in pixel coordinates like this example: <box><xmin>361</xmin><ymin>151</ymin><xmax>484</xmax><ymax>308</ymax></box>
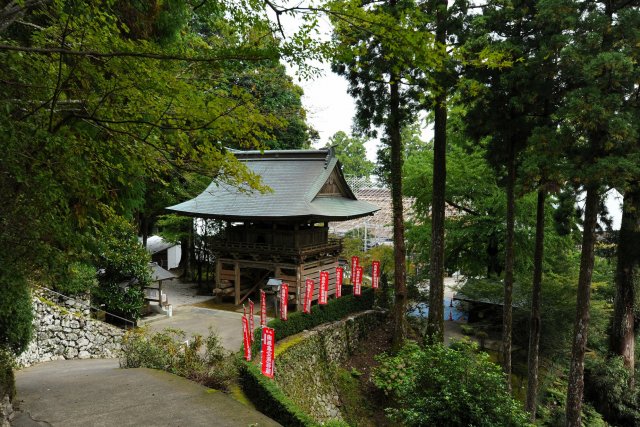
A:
<box><xmin>273</xmin><ymin>310</ymin><xmax>386</xmax><ymax>423</ymax></box>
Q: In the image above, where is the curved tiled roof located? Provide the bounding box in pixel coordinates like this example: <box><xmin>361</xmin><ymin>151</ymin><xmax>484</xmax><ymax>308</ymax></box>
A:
<box><xmin>166</xmin><ymin>149</ymin><xmax>379</xmax><ymax>222</ymax></box>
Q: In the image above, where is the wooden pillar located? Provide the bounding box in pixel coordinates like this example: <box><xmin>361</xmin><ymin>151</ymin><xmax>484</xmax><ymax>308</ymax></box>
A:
<box><xmin>234</xmin><ymin>261</ymin><xmax>241</xmax><ymax>306</ymax></box>
<box><xmin>214</xmin><ymin>258</ymin><xmax>221</xmax><ymax>302</ymax></box>
<box><xmin>294</xmin><ymin>223</ymin><xmax>300</xmax><ymax>248</ymax></box>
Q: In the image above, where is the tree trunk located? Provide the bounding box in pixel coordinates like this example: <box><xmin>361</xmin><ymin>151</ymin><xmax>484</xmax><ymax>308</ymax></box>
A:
<box><xmin>610</xmin><ymin>184</ymin><xmax>640</xmax><ymax>381</ymax></box>
<box><xmin>426</xmin><ymin>0</ymin><xmax>447</xmax><ymax>344</ymax></box>
<box><xmin>526</xmin><ymin>189</ymin><xmax>545</xmax><ymax>419</ymax></box>
<box><xmin>502</xmin><ymin>141</ymin><xmax>515</xmax><ymax>392</ymax></box>
<box><xmin>389</xmin><ymin>73</ymin><xmax>407</xmax><ymax>349</ymax></box>
<box><xmin>142</xmin><ymin>214</ymin><xmax>149</xmax><ymax>248</ymax></box>
<box><xmin>566</xmin><ymin>186</ymin><xmax>599</xmax><ymax>427</ymax></box>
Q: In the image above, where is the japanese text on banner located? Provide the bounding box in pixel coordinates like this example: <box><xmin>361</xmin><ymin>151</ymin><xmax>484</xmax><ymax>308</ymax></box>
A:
<box><xmin>280</xmin><ymin>283</ymin><xmax>288</xmax><ymax>321</ymax></box>
<box><xmin>261</xmin><ymin>327</ymin><xmax>275</xmax><ymax>378</ymax></box>
<box><xmin>303</xmin><ymin>279</ymin><xmax>314</xmax><ymax>313</ymax></box>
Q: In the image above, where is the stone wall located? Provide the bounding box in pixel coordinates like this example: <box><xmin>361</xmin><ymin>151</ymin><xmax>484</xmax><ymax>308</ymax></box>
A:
<box><xmin>0</xmin><ymin>395</ymin><xmax>12</xmax><ymax>427</ymax></box>
<box><xmin>273</xmin><ymin>310</ymin><xmax>386</xmax><ymax>423</ymax></box>
<box><xmin>16</xmin><ymin>291</ymin><xmax>124</xmax><ymax>367</ymax></box>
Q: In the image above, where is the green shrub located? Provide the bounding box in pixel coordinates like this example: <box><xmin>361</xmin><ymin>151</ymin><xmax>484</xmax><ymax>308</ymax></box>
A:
<box><xmin>584</xmin><ymin>355</ymin><xmax>640</xmax><ymax>425</ymax></box>
<box><xmin>0</xmin><ymin>349</ymin><xmax>15</xmax><ymax>401</ymax></box>
<box><xmin>120</xmin><ymin>327</ymin><xmax>237</xmax><ymax>391</ymax></box>
<box><xmin>238</xmin><ymin>360</ymin><xmax>317</xmax><ymax>427</ymax></box>
<box><xmin>91</xmin><ymin>217</ymin><xmax>150</xmax><ymax>321</ymax></box>
<box><xmin>54</xmin><ymin>261</ymin><xmax>97</xmax><ymax>296</ymax></box>
<box><xmin>0</xmin><ymin>272</ymin><xmax>33</xmax><ymax>354</ymax></box>
<box><xmin>252</xmin><ymin>287</ymin><xmax>375</xmax><ymax>354</ymax></box>
<box><xmin>372</xmin><ymin>339</ymin><xmax>531</xmax><ymax>427</ymax></box>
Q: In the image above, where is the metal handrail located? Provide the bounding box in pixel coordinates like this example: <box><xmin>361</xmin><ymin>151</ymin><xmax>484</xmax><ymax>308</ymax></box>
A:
<box><xmin>35</xmin><ymin>285</ymin><xmax>136</xmax><ymax>329</ymax></box>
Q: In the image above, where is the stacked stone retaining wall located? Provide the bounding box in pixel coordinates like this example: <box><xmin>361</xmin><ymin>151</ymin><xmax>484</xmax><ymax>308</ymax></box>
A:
<box><xmin>273</xmin><ymin>310</ymin><xmax>386</xmax><ymax>423</ymax></box>
<box><xmin>16</xmin><ymin>290</ymin><xmax>124</xmax><ymax>367</ymax></box>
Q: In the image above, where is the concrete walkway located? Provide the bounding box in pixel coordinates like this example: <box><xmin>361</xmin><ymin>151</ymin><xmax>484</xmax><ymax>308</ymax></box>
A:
<box><xmin>12</xmin><ymin>359</ymin><xmax>279</xmax><ymax>427</ymax></box>
<box><xmin>145</xmin><ymin>306</ymin><xmax>261</xmax><ymax>352</ymax></box>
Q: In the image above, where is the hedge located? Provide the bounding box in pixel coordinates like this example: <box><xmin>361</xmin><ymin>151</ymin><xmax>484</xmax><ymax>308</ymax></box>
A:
<box><xmin>0</xmin><ymin>350</ymin><xmax>15</xmax><ymax>402</ymax></box>
<box><xmin>251</xmin><ymin>286</ymin><xmax>375</xmax><ymax>354</ymax></box>
<box><xmin>239</xmin><ymin>359</ymin><xmax>317</xmax><ymax>427</ymax></box>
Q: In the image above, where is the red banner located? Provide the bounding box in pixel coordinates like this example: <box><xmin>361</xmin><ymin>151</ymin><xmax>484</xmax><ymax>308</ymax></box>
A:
<box><xmin>372</xmin><ymin>261</ymin><xmax>380</xmax><ymax>289</ymax></box>
<box><xmin>261</xmin><ymin>327</ymin><xmax>275</xmax><ymax>379</ymax></box>
<box><xmin>242</xmin><ymin>315</ymin><xmax>251</xmax><ymax>361</ymax></box>
<box><xmin>280</xmin><ymin>283</ymin><xmax>288</xmax><ymax>321</ymax></box>
<box><xmin>336</xmin><ymin>267</ymin><xmax>343</xmax><ymax>298</ymax></box>
<box><xmin>249</xmin><ymin>299</ymin><xmax>255</xmax><ymax>342</ymax></box>
<box><xmin>354</xmin><ymin>266</ymin><xmax>363</xmax><ymax>296</ymax></box>
<box><xmin>350</xmin><ymin>256</ymin><xmax>359</xmax><ymax>284</ymax></box>
<box><xmin>319</xmin><ymin>271</ymin><xmax>329</xmax><ymax>305</ymax></box>
<box><xmin>260</xmin><ymin>290</ymin><xmax>266</xmax><ymax>327</ymax></box>
<box><xmin>303</xmin><ymin>279</ymin><xmax>314</xmax><ymax>313</ymax></box>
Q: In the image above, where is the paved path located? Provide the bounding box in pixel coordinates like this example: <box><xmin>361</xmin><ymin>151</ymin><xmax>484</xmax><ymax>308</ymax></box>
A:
<box><xmin>144</xmin><ymin>306</ymin><xmax>261</xmax><ymax>352</ymax></box>
<box><xmin>12</xmin><ymin>359</ymin><xmax>279</xmax><ymax>427</ymax></box>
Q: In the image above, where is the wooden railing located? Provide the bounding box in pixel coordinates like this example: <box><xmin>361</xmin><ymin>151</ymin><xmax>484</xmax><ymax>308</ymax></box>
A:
<box><xmin>208</xmin><ymin>237</ymin><xmax>342</xmax><ymax>258</ymax></box>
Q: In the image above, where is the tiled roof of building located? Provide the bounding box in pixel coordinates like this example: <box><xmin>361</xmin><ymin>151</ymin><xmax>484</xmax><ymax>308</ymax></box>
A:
<box><xmin>166</xmin><ymin>149</ymin><xmax>379</xmax><ymax>222</ymax></box>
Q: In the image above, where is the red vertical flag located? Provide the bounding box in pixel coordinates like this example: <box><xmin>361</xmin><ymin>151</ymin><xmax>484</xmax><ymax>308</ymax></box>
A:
<box><xmin>242</xmin><ymin>315</ymin><xmax>251</xmax><ymax>361</ymax></box>
<box><xmin>303</xmin><ymin>279</ymin><xmax>314</xmax><ymax>313</ymax></box>
<box><xmin>261</xmin><ymin>327</ymin><xmax>275</xmax><ymax>378</ymax></box>
<box><xmin>260</xmin><ymin>290</ymin><xmax>266</xmax><ymax>327</ymax></box>
<box><xmin>372</xmin><ymin>261</ymin><xmax>380</xmax><ymax>289</ymax></box>
<box><xmin>354</xmin><ymin>266</ymin><xmax>363</xmax><ymax>296</ymax></box>
<box><xmin>336</xmin><ymin>267</ymin><xmax>343</xmax><ymax>298</ymax></box>
<box><xmin>350</xmin><ymin>256</ymin><xmax>359</xmax><ymax>284</ymax></box>
<box><xmin>319</xmin><ymin>272</ymin><xmax>328</xmax><ymax>305</ymax></box>
<box><xmin>249</xmin><ymin>299</ymin><xmax>255</xmax><ymax>342</ymax></box>
<box><xmin>280</xmin><ymin>283</ymin><xmax>288</xmax><ymax>321</ymax></box>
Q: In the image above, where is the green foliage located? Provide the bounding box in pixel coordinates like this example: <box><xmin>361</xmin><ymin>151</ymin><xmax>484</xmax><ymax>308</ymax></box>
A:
<box><xmin>53</xmin><ymin>262</ymin><xmax>98</xmax><ymax>296</ymax></box>
<box><xmin>0</xmin><ymin>0</ymin><xmax>317</xmax><ymax>330</ymax></box>
<box><xmin>584</xmin><ymin>355</ymin><xmax>640</xmax><ymax>425</ymax></box>
<box><xmin>372</xmin><ymin>340</ymin><xmax>530</xmax><ymax>426</ymax></box>
<box><xmin>404</xmin><ymin>133</ymin><xmax>574</xmax><ymax>279</ymax></box>
<box><xmin>0</xmin><ymin>349</ymin><xmax>16</xmax><ymax>401</ymax></box>
<box><xmin>92</xmin><ymin>217</ymin><xmax>151</xmax><ymax>321</ymax></box>
<box><xmin>238</xmin><ymin>360</ymin><xmax>317</xmax><ymax>427</ymax></box>
<box><xmin>252</xmin><ymin>287</ymin><xmax>375</xmax><ymax>354</ymax></box>
<box><xmin>120</xmin><ymin>327</ymin><xmax>236</xmax><ymax>391</ymax></box>
<box><xmin>325</xmin><ymin>131</ymin><xmax>375</xmax><ymax>178</ymax></box>
<box><xmin>0</xmin><ymin>272</ymin><xmax>33</xmax><ymax>355</ymax></box>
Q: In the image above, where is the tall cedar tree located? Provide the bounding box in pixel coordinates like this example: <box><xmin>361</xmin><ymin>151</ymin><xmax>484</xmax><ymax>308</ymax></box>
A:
<box><xmin>610</xmin><ymin>185</ymin><xmax>640</xmax><ymax>380</ymax></box>
<box><xmin>463</xmin><ymin>0</ymin><xmax>550</xmax><ymax>389</ymax></box>
<box><xmin>425</xmin><ymin>0</ymin><xmax>448</xmax><ymax>343</ymax></box>
<box><xmin>563</xmin><ymin>1</ymin><xmax>639</xmax><ymax>424</ymax></box>
<box><xmin>609</xmin><ymin>9</ymin><xmax>640</xmax><ymax>379</ymax></box>
<box><xmin>330</xmin><ymin>0</ymin><xmax>431</xmax><ymax>346</ymax></box>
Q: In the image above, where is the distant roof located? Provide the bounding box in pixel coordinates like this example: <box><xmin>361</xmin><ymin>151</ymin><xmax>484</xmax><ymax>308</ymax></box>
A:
<box><xmin>166</xmin><ymin>149</ymin><xmax>379</xmax><ymax>222</ymax></box>
<box><xmin>145</xmin><ymin>235</ymin><xmax>178</xmax><ymax>255</ymax></box>
<box><xmin>330</xmin><ymin>187</ymin><xmax>415</xmax><ymax>241</ymax></box>
<box><xmin>149</xmin><ymin>262</ymin><xmax>176</xmax><ymax>282</ymax></box>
